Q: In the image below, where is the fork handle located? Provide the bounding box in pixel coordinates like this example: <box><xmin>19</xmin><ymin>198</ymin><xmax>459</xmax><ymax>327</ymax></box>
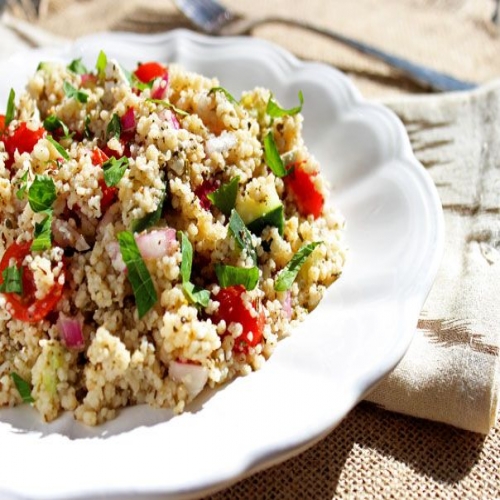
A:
<box><xmin>221</xmin><ymin>16</ymin><xmax>477</xmax><ymax>92</ymax></box>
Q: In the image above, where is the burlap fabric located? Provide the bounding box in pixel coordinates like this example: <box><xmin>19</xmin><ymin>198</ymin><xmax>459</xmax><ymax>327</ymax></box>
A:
<box><xmin>2</xmin><ymin>0</ymin><xmax>500</xmax><ymax>498</ymax></box>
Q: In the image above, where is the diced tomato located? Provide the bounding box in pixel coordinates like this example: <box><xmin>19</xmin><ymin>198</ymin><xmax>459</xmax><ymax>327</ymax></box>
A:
<box><xmin>134</xmin><ymin>62</ymin><xmax>167</xmax><ymax>84</ymax></box>
<box><xmin>3</xmin><ymin>122</ymin><xmax>45</xmax><ymax>169</ymax></box>
<box><xmin>212</xmin><ymin>285</ymin><xmax>264</xmax><ymax>353</ymax></box>
<box><xmin>0</xmin><ymin>241</ymin><xmax>64</xmax><ymax>323</ymax></box>
<box><xmin>91</xmin><ymin>147</ymin><xmax>117</xmax><ymax>212</ymax></box>
<box><xmin>0</xmin><ymin>114</ymin><xmax>5</xmax><ymax>135</ymax></box>
<box><xmin>284</xmin><ymin>161</ymin><xmax>324</xmax><ymax>218</ymax></box>
<box><xmin>195</xmin><ymin>179</ymin><xmax>220</xmax><ymax>211</ymax></box>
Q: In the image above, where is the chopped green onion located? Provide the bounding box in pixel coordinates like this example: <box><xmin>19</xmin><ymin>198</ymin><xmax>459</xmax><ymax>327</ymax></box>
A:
<box><xmin>146</xmin><ymin>98</ymin><xmax>189</xmax><ymax>116</ymax></box>
<box><xmin>10</xmin><ymin>372</ymin><xmax>34</xmax><ymax>403</ymax></box>
<box><xmin>208</xmin><ymin>86</ymin><xmax>239</xmax><ymax>106</ymax></box>
<box><xmin>206</xmin><ymin>176</ymin><xmax>239</xmax><ymax>216</ymax></box>
<box><xmin>0</xmin><ymin>265</ymin><xmax>23</xmax><ymax>294</ymax></box>
<box><xmin>117</xmin><ymin>231</ymin><xmax>158</xmax><ymax>319</ymax></box>
<box><xmin>63</xmin><ymin>81</ymin><xmax>88</xmax><ymax>104</ymax></box>
<box><xmin>67</xmin><ymin>57</ymin><xmax>88</xmax><ymax>75</ymax></box>
<box><xmin>46</xmin><ymin>135</ymin><xmax>70</xmax><ymax>161</ymax></box>
<box><xmin>263</xmin><ymin>131</ymin><xmax>287</xmax><ymax>178</ymax></box>
<box><xmin>274</xmin><ymin>241</ymin><xmax>322</xmax><ymax>292</ymax></box>
<box><xmin>15</xmin><ymin>171</ymin><xmax>29</xmax><ymax>201</ymax></box>
<box><xmin>215</xmin><ymin>264</ymin><xmax>259</xmax><ymax>291</ymax></box>
<box><xmin>106</xmin><ymin>113</ymin><xmax>121</xmax><ymax>140</ymax></box>
<box><xmin>31</xmin><ymin>211</ymin><xmax>53</xmax><ymax>252</ymax></box>
<box><xmin>131</xmin><ymin>190</ymin><xmax>165</xmax><ymax>233</ymax></box>
<box><xmin>102</xmin><ymin>156</ymin><xmax>128</xmax><ymax>187</ymax></box>
<box><xmin>43</xmin><ymin>115</ymin><xmax>72</xmax><ymax>139</ymax></box>
<box><xmin>5</xmin><ymin>89</ymin><xmax>15</xmax><ymax>126</ymax></box>
<box><xmin>228</xmin><ymin>209</ymin><xmax>257</xmax><ymax>265</ymax></box>
<box><xmin>95</xmin><ymin>50</ymin><xmax>108</xmax><ymax>79</ymax></box>
<box><xmin>28</xmin><ymin>175</ymin><xmax>56</xmax><ymax>213</ymax></box>
<box><xmin>247</xmin><ymin>205</ymin><xmax>285</xmax><ymax>237</ymax></box>
<box><xmin>266</xmin><ymin>90</ymin><xmax>304</xmax><ymax>118</ymax></box>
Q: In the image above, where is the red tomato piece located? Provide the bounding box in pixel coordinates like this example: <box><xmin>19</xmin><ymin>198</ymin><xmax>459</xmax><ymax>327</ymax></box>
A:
<box><xmin>194</xmin><ymin>179</ymin><xmax>220</xmax><ymax>211</ymax></box>
<box><xmin>3</xmin><ymin>122</ymin><xmax>45</xmax><ymax>169</ymax></box>
<box><xmin>212</xmin><ymin>285</ymin><xmax>264</xmax><ymax>353</ymax></box>
<box><xmin>284</xmin><ymin>162</ymin><xmax>324</xmax><ymax>218</ymax></box>
<box><xmin>134</xmin><ymin>62</ymin><xmax>167</xmax><ymax>84</ymax></box>
<box><xmin>0</xmin><ymin>241</ymin><xmax>64</xmax><ymax>323</ymax></box>
<box><xmin>91</xmin><ymin>147</ymin><xmax>117</xmax><ymax>212</ymax></box>
<box><xmin>0</xmin><ymin>114</ymin><xmax>5</xmax><ymax>135</ymax></box>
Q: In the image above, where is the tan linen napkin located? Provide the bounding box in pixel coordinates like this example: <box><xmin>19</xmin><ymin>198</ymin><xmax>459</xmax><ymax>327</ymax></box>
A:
<box><xmin>1</xmin><ymin>1</ymin><xmax>499</xmax><ymax>435</ymax></box>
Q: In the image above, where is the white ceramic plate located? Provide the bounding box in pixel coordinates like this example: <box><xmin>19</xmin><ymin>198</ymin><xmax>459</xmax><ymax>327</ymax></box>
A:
<box><xmin>0</xmin><ymin>30</ymin><xmax>443</xmax><ymax>500</ymax></box>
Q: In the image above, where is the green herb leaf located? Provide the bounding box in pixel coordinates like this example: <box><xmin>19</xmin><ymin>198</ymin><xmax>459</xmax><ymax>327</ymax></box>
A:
<box><xmin>5</xmin><ymin>88</ymin><xmax>15</xmax><ymax>126</ymax></box>
<box><xmin>102</xmin><ymin>157</ymin><xmax>128</xmax><ymax>187</ymax></box>
<box><xmin>67</xmin><ymin>57</ymin><xmax>88</xmax><ymax>75</ymax></box>
<box><xmin>117</xmin><ymin>231</ymin><xmax>158</xmax><ymax>319</ymax></box>
<box><xmin>215</xmin><ymin>264</ymin><xmax>259</xmax><ymax>291</ymax></box>
<box><xmin>178</xmin><ymin>231</ymin><xmax>193</xmax><ymax>283</ymax></box>
<box><xmin>274</xmin><ymin>241</ymin><xmax>322</xmax><ymax>292</ymax></box>
<box><xmin>131</xmin><ymin>190</ymin><xmax>165</xmax><ymax>233</ymax></box>
<box><xmin>132</xmin><ymin>74</ymin><xmax>154</xmax><ymax>92</ymax></box>
<box><xmin>43</xmin><ymin>115</ymin><xmax>71</xmax><ymax>139</ymax></box>
<box><xmin>31</xmin><ymin>211</ymin><xmax>53</xmax><ymax>252</ymax></box>
<box><xmin>266</xmin><ymin>90</ymin><xmax>304</xmax><ymax>118</ymax></box>
<box><xmin>95</xmin><ymin>50</ymin><xmax>108</xmax><ymax>79</ymax></box>
<box><xmin>10</xmin><ymin>372</ymin><xmax>34</xmax><ymax>403</ymax></box>
<box><xmin>228</xmin><ymin>209</ymin><xmax>257</xmax><ymax>265</ymax></box>
<box><xmin>63</xmin><ymin>81</ymin><xmax>88</xmax><ymax>104</ymax></box>
<box><xmin>182</xmin><ymin>281</ymin><xmax>210</xmax><ymax>308</ymax></box>
<box><xmin>84</xmin><ymin>115</ymin><xmax>92</xmax><ymax>139</ymax></box>
<box><xmin>263</xmin><ymin>131</ymin><xmax>287</xmax><ymax>178</ymax></box>
<box><xmin>206</xmin><ymin>176</ymin><xmax>239</xmax><ymax>216</ymax></box>
<box><xmin>28</xmin><ymin>175</ymin><xmax>57</xmax><ymax>213</ymax></box>
<box><xmin>0</xmin><ymin>265</ymin><xmax>23</xmax><ymax>294</ymax></box>
<box><xmin>106</xmin><ymin>113</ymin><xmax>121</xmax><ymax>140</ymax></box>
<box><xmin>208</xmin><ymin>86</ymin><xmax>239</xmax><ymax>105</ymax></box>
<box><xmin>247</xmin><ymin>205</ymin><xmax>284</xmax><ymax>237</ymax></box>
<box><xmin>46</xmin><ymin>135</ymin><xmax>70</xmax><ymax>161</ymax></box>
<box><xmin>15</xmin><ymin>171</ymin><xmax>29</xmax><ymax>201</ymax></box>
<box><xmin>146</xmin><ymin>98</ymin><xmax>189</xmax><ymax>117</ymax></box>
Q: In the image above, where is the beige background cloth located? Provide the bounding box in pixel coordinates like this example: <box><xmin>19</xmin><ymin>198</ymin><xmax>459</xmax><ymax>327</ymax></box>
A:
<box><xmin>2</xmin><ymin>0</ymin><xmax>500</xmax><ymax>498</ymax></box>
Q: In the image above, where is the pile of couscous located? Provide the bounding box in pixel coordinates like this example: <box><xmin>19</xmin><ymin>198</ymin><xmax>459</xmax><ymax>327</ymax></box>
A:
<box><xmin>0</xmin><ymin>52</ymin><xmax>346</xmax><ymax>425</ymax></box>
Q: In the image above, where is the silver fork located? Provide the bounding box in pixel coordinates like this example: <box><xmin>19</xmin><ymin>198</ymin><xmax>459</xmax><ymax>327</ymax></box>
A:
<box><xmin>174</xmin><ymin>0</ymin><xmax>477</xmax><ymax>93</ymax></box>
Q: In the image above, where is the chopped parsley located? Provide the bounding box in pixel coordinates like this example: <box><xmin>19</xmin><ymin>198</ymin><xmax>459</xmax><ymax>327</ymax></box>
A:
<box><xmin>106</xmin><ymin>113</ymin><xmax>121</xmax><ymax>140</ymax></box>
<box><xmin>263</xmin><ymin>131</ymin><xmax>287</xmax><ymax>178</ymax></box>
<box><xmin>10</xmin><ymin>373</ymin><xmax>34</xmax><ymax>403</ymax></box>
<box><xmin>31</xmin><ymin>211</ymin><xmax>53</xmax><ymax>252</ymax></box>
<box><xmin>215</xmin><ymin>264</ymin><xmax>259</xmax><ymax>291</ymax></box>
<box><xmin>0</xmin><ymin>265</ymin><xmax>23</xmax><ymax>294</ymax></box>
<box><xmin>102</xmin><ymin>156</ymin><xmax>128</xmax><ymax>187</ymax></box>
<box><xmin>131</xmin><ymin>189</ymin><xmax>165</xmax><ymax>233</ymax></box>
<box><xmin>28</xmin><ymin>175</ymin><xmax>56</xmax><ymax>213</ymax></box>
<box><xmin>117</xmin><ymin>231</ymin><xmax>158</xmax><ymax>319</ymax></box>
<box><xmin>274</xmin><ymin>241</ymin><xmax>322</xmax><ymax>292</ymax></box>
<box><xmin>46</xmin><ymin>135</ymin><xmax>70</xmax><ymax>161</ymax></box>
<box><xmin>15</xmin><ymin>171</ymin><xmax>29</xmax><ymax>201</ymax></box>
<box><xmin>43</xmin><ymin>115</ymin><xmax>72</xmax><ymax>139</ymax></box>
<box><xmin>228</xmin><ymin>209</ymin><xmax>257</xmax><ymax>265</ymax></box>
<box><xmin>5</xmin><ymin>88</ymin><xmax>15</xmax><ymax>126</ymax></box>
<box><xmin>208</xmin><ymin>86</ymin><xmax>239</xmax><ymax>106</ymax></box>
<box><xmin>206</xmin><ymin>176</ymin><xmax>239</xmax><ymax>216</ymax></box>
<box><xmin>84</xmin><ymin>115</ymin><xmax>92</xmax><ymax>139</ymax></box>
<box><xmin>178</xmin><ymin>231</ymin><xmax>210</xmax><ymax>308</ymax></box>
<box><xmin>266</xmin><ymin>90</ymin><xmax>304</xmax><ymax>118</ymax></box>
<box><xmin>67</xmin><ymin>57</ymin><xmax>88</xmax><ymax>75</ymax></box>
<box><xmin>95</xmin><ymin>50</ymin><xmax>108</xmax><ymax>79</ymax></box>
<box><xmin>63</xmin><ymin>81</ymin><xmax>88</xmax><ymax>104</ymax></box>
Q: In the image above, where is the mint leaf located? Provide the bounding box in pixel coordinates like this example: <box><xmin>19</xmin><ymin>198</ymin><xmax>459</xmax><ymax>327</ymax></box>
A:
<box><xmin>266</xmin><ymin>90</ymin><xmax>304</xmax><ymax>118</ymax></box>
<box><xmin>28</xmin><ymin>175</ymin><xmax>56</xmax><ymax>213</ymax></box>
<box><xmin>182</xmin><ymin>282</ymin><xmax>210</xmax><ymax>308</ymax></box>
<box><xmin>263</xmin><ymin>131</ymin><xmax>287</xmax><ymax>178</ymax></box>
<box><xmin>5</xmin><ymin>89</ymin><xmax>15</xmax><ymax>126</ymax></box>
<box><xmin>95</xmin><ymin>50</ymin><xmax>108</xmax><ymax>79</ymax></box>
<box><xmin>102</xmin><ymin>157</ymin><xmax>128</xmax><ymax>187</ymax></box>
<box><xmin>31</xmin><ymin>211</ymin><xmax>53</xmax><ymax>252</ymax></box>
<box><xmin>63</xmin><ymin>81</ymin><xmax>88</xmax><ymax>104</ymax></box>
<box><xmin>43</xmin><ymin>115</ymin><xmax>71</xmax><ymax>139</ymax></box>
<box><xmin>215</xmin><ymin>264</ymin><xmax>259</xmax><ymax>291</ymax></box>
<box><xmin>208</xmin><ymin>86</ymin><xmax>239</xmax><ymax>105</ymax></box>
<box><xmin>106</xmin><ymin>113</ymin><xmax>121</xmax><ymax>140</ymax></box>
<box><xmin>67</xmin><ymin>57</ymin><xmax>88</xmax><ymax>75</ymax></box>
<box><xmin>274</xmin><ymin>241</ymin><xmax>322</xmax><ymax>292</ymax></box>
<box><xmin>117</xmin><ymin>231</ymin><xmax>157</xmax><ymax>318</ymax></box>
<box><xmin>247</xmin><ymin>205</ymin><xmax>284</xmax><ymax>237</ymax></box>
<box><xmin>46</xmin><ymin>135</ymin><xmax>70</xmax><ymax>161</ymax></box>
<box><xmin>131</xmin><ymin>190</ymin><xmax>165</xmax><ymax>233</ymax></box>
<box><xmin>0</xmin><ymin>265</ymin><xmax>23</xmax><ymax>294</ymax></box>
<box><xmin>84</xmin><ymin>115</ymin><xmax>92</xmax><ymax>139</ymax></box>
<box><xmin>228</xmin><ymin>209</ymin><xmax>257</xmax><ymax>265</ymax></box>
<box><xmin>15</xmin><ymin>171</ymin><xmax>29</xmax><ymax>201</ymax></box>
<box><xmin>206</xmin><ymin>176</ymin><xmax>239</xmax><ymax>216</ymax></box>
<box><xmin>10</xmin><ymin>373</ymin><xmax>34</xmax><ymax>403</ymax></box>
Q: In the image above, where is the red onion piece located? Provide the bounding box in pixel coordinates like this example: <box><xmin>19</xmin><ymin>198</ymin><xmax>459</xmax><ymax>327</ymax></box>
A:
<box><xmin>121</xmin><ymin>107</ymin><xmax>136</xmax><ymax>132</ymax></box>
<box><xmin>134</xmin><ymin>228</ymin><xmax>177</xmax><ymax>260</ymax></box>
<box><xmin>151</xmin><ymin>73</ymin><xmax>169</xmax><ymax>100</ymax></box>
<box><xmin>170</xmin><ymin>112</ymin><xmax>180</xmax><ymax>130</ymax></box>
<box><xmin>80</xmin><ymin>73</ymin><xmax>97</xmax><ymax>86</ymax></box>
<box><xmin>169</xmin><ymin>360</ymin><xmax>208</xmax><ymax>399</ymax></box>
<box><xmin>57</xmin><ymin>312</ymin><xmax>85</xmax><ymax>350</ymax></box>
